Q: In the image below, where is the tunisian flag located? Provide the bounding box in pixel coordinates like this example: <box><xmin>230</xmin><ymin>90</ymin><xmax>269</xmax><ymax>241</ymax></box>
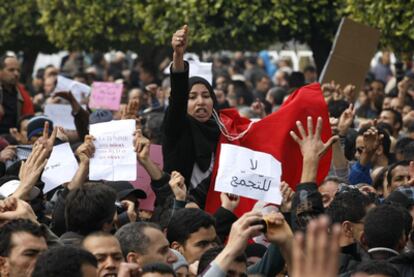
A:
<box><xmin>205</xmin><ymin>83</ymin><xmax>332</xmax><ymax>217</ymax></box>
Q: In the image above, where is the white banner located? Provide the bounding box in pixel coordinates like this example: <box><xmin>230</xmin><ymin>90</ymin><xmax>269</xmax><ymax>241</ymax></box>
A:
<box><xmin>215</xmin><ymin>144</ymin><xmax>282</xmax><ymax>205</ymax></box>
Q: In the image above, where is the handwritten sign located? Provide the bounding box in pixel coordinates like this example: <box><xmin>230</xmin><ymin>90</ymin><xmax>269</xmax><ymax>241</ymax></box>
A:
<box><xmin>130</xmin><ymin>144</ymin><xmax>163</xmax><ymax>212</ymax></box>
<box><xmin>89</xmin><ymin>120</ymin><xmax>136</xmax><ymax>181</ymax></box>
<box><xmin>188</xmin><ymin>60</ymin><xmax>213</xmax><ymax>85</ymax></box>
<box><xmin>89</xmin><ymin>82</ymin><xmax>123</xmax><ymax>111</ymax></box>
<box><xmin>41</xmin><ymin>143</ymin><xmax>79</xmax><ymax>193</ymax></box>
<box><xmin>53</xmin><ymin>75</ymin><xmax>90</xmax><ymax>103</ymax></box>
<box><xmin>215</xmin><ymin>144</ymin><xmax>282</xmax><ymax>205</ymax></box>
<box><xmin>44</xmin><ymin>104</ymin><xmax>76</xmax><ymax>130</ymax></box>
<box><xmin>163</xmin><ymin>55</ymin><xmax>213</xmax><ymax>85</ymax></box>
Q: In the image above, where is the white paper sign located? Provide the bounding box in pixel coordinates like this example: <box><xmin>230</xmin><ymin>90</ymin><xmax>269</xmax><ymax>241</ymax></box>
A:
<box><xmin>215</xmin><ymin>144</ymin><xmax>282</xmax><ymax>205</ymax></box>
<box><xmin>163</xmin><ymin>56</ymin><xmax>213</xmax><ymax>85</ymax></box>
<box><xmin>89</xmin><ymin>120</ymin><xmax>136</xmax><ymax>181</ymax></box>
<box><xmin>44</xmin><ymin>104</ymin><xmax>76</xmax><ymax>130</ymax></box>
<box><xmin>53</xmin><ymin>75</ymin><xmax>91</xmax><ymax>103</ymax></box>
<box><xmin>188</xmin><ymin>60</ymin><xmax>213</xmax><ymax>85</ymax></box>
<box><xmin>41</xmin><ymin>143</ymin><xmax>79</xmax><ymax>193</ymax></box>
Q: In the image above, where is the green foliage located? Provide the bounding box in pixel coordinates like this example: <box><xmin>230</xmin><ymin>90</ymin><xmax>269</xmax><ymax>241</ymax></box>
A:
<box><xmin>0</xmin><ymin>0</ymin><xmax>55</xmax><ymax>52</ymax></box>
<box><xmin>36</xmin><ymin>0</ymin><xmax>144</xmax><ymax>50</ymax></box>
<box><xmin>138</xmin><ymin>0</ymin><xmax>345</xmax><ymax>51</ymax></box>
<box><xmin>346</xmin><ymin>0</ymin><xmax>414</xmax><ymax>55</ymax></box>
<box><xmin>35</xmin><ymin>0</ymin><xmax>345</xmax><ymax>52</ymax></box>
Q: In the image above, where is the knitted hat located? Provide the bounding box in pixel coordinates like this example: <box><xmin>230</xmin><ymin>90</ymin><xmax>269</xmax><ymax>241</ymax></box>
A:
<box><xmin>27</xmin><ymin>116</ymin><xmax>53</xmax><ymax>140</ymax></box>
<box><xmin>89</xmin><ymin>109</ymin><xmax>113</xmax><ymax>125</ymax></box>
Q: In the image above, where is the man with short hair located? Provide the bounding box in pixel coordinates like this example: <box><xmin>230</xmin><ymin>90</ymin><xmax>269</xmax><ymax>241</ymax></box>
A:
<box><xmin>0</xmin><ymin>219</ymin><xmax>48</xmax><ymax>277</ymax></box>
<box><xmin>141</xmin><ymin>263</ymin><xmax>176</xmax><ymax>277</ymax></box>
<box><xmin>32</xmin><ymin>246</ymin><xmax>98</xmax><ymax>277</ymax></box>
<box><xmin>0</xmin><ymin>55</ymin><xmax>34</xmax><ymax>134</ymax></box>
<box><xmin>349</xmin><ymin>126</ymin><xmax>391</xmax><ymax>185</ymax></box>
<box><xmin>379</xmin><ymin>108</ymin><xmax>403</xmax><ymax>138</ymax></box>
<box><xmin>197</xmin><ymin>247</ymin><xmax>247</xmax><ymax>277</ymax></box>
<box><xmin>82</xmin><ymin>232</ymin><xmax>124</xmax><ymax>277</ymax></box>
<box><xmin>363</xmin><ymin>205</ymin><xmax>414</xmax><ymax>276</ymax></box>
<box><xmin>385</xmin><ymin>160</ymin><xmax>410</xmax><ymax>196</ymax></box>
<box><xmin>326</xmin><ymin>190</ymin><xmax>371</xmax><ymax>274</ymax></box>
<box><xmin>60</xmin><ymin>182</ymin><xmax>118</xmax><ymax>246</ymax></box>
<box><xmin>167</xmin><ymin>208</ymin><xmax>217</xmax><ymax>264</ymax></box>
<box><xmin>351</xmin><ymin>260</ymin><xmax>400</xmax><ymax>277</ymax></box>
<box><xmin>115</xmin><ymin>222</ymin><xmax>177</xmax><ymax>267</ymax></box>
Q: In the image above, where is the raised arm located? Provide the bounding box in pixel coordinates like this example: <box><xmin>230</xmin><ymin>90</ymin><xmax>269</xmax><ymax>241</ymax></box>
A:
<box><xmin>290</xmin><ymin>117</ymin><xmax>337</xmax><ymax>183</ymax></box>
<box><xmin>67</xmin><ymin>135</ymin><xmax>95</xmax><ymax>191</ymax></box>
<box><xmin>172</xmin><ymin>25</ymin><xmax>188</xmax><ymax>72</ymax></box>
<box><xmin>164</xmin><ymin>26</ymin><xmax>190</xmax><ymax>139</ymax></box>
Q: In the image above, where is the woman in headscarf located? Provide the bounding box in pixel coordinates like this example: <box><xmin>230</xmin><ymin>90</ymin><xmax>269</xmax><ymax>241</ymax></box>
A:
<box><xmin>162</xmin><ymin>25</ymin><xmax>220</xmax><ymax>208</ymax></box>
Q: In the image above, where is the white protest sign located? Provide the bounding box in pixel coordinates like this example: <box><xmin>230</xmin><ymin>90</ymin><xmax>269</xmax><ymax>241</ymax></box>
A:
<box><xmin>89</xmin><ymin>120</ymin><xmax>136</xmax><ymax>181</ymax></box>
<box><xmin>188</xmin><ymin>60</ymin><xmax>213</xmax><ymax>85</ymax></box>
<box><xmin>215</xmin><ymin>144</ymin><xmax>282</xmax><ymax>205</ymax></box>
<box><xmin>44</xmin><ymin>104</ymin><xmax>76</xmax><ymax>130</ymax></box>
<box><xmin>163</xmin><ymin>53</ymin><xmax>213</xmax><ymax>85</ymax></box>
<box><xmin>41</xmin><ymin>143</ymin><xmax>79</xmax><ymax>193</ymax></box>
<box><xmin>53</xmin><ymin>75</ymin><xmax>91</xmax><ymax>103</ymax></box>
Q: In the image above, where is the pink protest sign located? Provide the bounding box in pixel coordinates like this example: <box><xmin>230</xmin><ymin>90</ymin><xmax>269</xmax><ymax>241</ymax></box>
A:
<box><xmin>130</xmin><ymin>144</ymin><xmax>163</xmax><ymax>211</ymax></box>
<box><xmin>89</xmin><ymin>82</ymin><xmax>123</xmax><ymax>111</ymax></box>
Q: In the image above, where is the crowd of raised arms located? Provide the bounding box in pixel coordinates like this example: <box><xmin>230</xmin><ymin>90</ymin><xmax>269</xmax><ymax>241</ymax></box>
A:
<box><xmin>0</xmin><ymin>25</ymin><xmax>414</xmax><ymax>277</ymax></box>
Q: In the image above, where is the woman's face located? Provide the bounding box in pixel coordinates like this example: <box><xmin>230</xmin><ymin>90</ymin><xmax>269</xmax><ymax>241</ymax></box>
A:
<box><xmin>187</xmin><ymin>83</ymin><xmax>213</xmax><ymax>122</ymax></box>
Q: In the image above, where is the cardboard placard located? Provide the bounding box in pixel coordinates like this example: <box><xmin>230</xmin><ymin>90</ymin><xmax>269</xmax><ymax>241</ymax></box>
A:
<box><xmin>319</xmin><ymin>18</ymin><xmax>380</xmax><ymax>93</ymax></box>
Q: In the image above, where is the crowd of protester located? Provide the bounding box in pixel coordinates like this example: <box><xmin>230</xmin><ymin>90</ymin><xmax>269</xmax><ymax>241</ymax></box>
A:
<box><xmin>0</xmin><ymin>25</ymin><xmax>414</xmax><ymax>277</ymax></box>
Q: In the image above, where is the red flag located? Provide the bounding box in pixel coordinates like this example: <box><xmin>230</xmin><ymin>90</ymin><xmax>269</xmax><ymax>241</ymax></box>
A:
<box><xmin>205</xmin><ymin>83</ymin><xmax>332</xmax><ymax>217</ymax></box>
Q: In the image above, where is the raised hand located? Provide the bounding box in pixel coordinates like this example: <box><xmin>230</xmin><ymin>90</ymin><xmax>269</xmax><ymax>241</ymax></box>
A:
<box><xmin>220</xmin><ymin>193</ymin><xmax>240</xmax><ymax>212</ymax></box>
<box><xmin>76</xmin><ymin>135</ymin><xmax>95</xmax><ymax>164</ymax></box>
<box><xmin>169</xmin><ymin>171</ymin><xmax>187</xmax><ymax>201</ymax></box>
<box><xmin>53</xmin><ymin>91</ymin><xmax>81</xmax><ymax>113</ymax></box>
<box><xmin>134</xmin><ymin>129</ymin><xmax>150</xmax><ymax>163</ymax></box>
<box><xmin>0</xmin><ymin>197</ymin><xmax>38</xmax><ymax>224</ymax></box>
<box><xmin>291</xmin><ymin>216</ymin><xmax>341</xmax><ymax>277</ymax></box>
<box><xmin>121</xmin><ymin>200</ymin><xmax>137</xmax><ymax>223</ymax></box>
<box><xmin>290</xmin><ymin>117</ymin><xmax>338</xmax><ymax>161</ymax></box>
<box><xmin>363</xmin><ymin>126</ymin><xmax>382</xmax><ymax>153</ymax></box>
<box><xmin>117</xmin><ymin>262</ymin><xmax>141</xmax><ymax>277</ymax></box>
<box><xmin>337</xmin><ymin>103</ymin><xmax>356</xmax><ymax>136</ymax></box>
<box><xmin>172</xmin><ymin>25</ymin><xmax>189</xmax><ymax>71</ymax></box>
<box><xmin>53</xmin><ymin>91</ymin><xmax>76</xmax><ymax>103</ymax></box>
<box><xmin>290</xmin><ymin>117</ymin><xmax>338</xmax><ymax>183</ymax></box>
<box><xmin>122</xmin><ymin>99</ymin><xmax>140</xmax><ymax>120</ymax></box>
<box><xmin>10</xmin><ymin>128</ymin><xmax>28</xmax><ymax>144</ymax></box>
<box><xmin>225</xmin><ymin>211</ymin><xmax>264</xmax><ymax>257</ymax></box>
<box><xmin>14</xmin><ymin>144</ymin><xmax>48</xmax><ymax>200</ymax></box>
<box><xmin>280</xmin><ymin>182</ymin><xmax>294</xmax><ymax>213</ymax></box>
<box><xmin>265</xmin><ymin>212</ymin><xmax>294</xmax><ymax>245</ymax></box>
<box><xmin>342</xmin><ymin>84</ymin><xmax>356</xmax><ymax>102</ymax></box>
<box><xmin>0</xmin><ymin>145</ymin><xmax>17</xmax><ymax>162</ymax></box>
<box><xmin>35</xmin><ymin>121</ymin><xmax>57</xmax><ymax>156</ymax></box>
<box><xmin>171</xmin><ymin>25</ymin><xmax>188</xmax><ymax>57</ymax></box>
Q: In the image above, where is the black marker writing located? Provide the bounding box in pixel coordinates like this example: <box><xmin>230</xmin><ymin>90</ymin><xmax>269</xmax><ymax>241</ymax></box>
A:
<box><xmin>250</xmin><ymin>159</ymin><xmax>258</xmax><ymax>170</ymax></box>
<box><xmin>230</xmin><ymin>176</ymin><xmax>271</xmax><ymax>192</ymax></box>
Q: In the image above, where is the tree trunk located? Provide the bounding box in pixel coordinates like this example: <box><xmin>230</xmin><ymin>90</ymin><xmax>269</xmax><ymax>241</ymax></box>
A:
<box><xmin>309</xmin><ymin>36</ymin><xmax>332</xmax><ymax>77</ymax></box>
<box><xmin>21</xmin><ymin>50</ymin><xmax>38</xmax><ymax>89</ymax></box>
